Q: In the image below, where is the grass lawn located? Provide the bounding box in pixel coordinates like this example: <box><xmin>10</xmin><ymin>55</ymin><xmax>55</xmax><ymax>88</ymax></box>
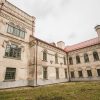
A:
<box><xmin>0</xmin><ymin>81</ymin><xmax>100</xmax><ymax>100</ymax></box>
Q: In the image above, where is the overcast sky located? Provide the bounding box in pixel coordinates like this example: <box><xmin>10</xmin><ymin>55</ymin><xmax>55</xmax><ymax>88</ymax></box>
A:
<box><xmin>8</xmin><ymin>0</ymin><xmax>100</xmax><ymax>45</ymax></box>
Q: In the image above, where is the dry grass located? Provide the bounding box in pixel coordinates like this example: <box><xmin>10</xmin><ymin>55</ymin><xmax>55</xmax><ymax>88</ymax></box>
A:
<box><xmin>0</xmin><ymin>81</ymin><xmax>100</xmax><ymax>100</ymax></box>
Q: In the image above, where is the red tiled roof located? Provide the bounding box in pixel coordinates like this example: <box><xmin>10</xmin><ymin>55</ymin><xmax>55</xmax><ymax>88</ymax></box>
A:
<box><xmin>64</xmin><ymin>37</ymin><xmax>100</xmax><ymax>52</ymax></box>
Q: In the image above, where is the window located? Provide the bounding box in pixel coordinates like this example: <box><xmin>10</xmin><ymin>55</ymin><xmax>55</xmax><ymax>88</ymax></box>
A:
<box><xmin>5</xmin><ymin>44</ymin><xmax>21</xmax><ymax>59</ymax></box>
<box><xmin>87</xmin><ymin>70</ymin><xmax>92</xmax><ymax>77</ymax></box>
<box><xmin>71</xmin><ymin>71</ymin><xmax>75</xmax><ymax>78</ymax></box>
<box><xmin>78</xmin><ymin>71</ymin><xmax>83</xmax><ymax>78</ymax></box>
<box><xmin>43</xmin><ymin>67</ymin><xmax>47</xmax><ymax>79</ymax></box>
<box><xmin>64</xmin><ymin>56</ymin><xmax>66</xmax><ymax>65</ymax></box>
<box><xmin>7</xmin><ymin>23</ymin><xmax>25</xmax><ymax>39</ymax></box>
<box><xmin>5</xmin><ymin>68</ymin><xmax>16</xmax><ymax>81</ymax></box>
<box><xmin>55</xmin><ymin>53</ymin><xmax>58</xmax><ymax>64</ymax></box>
<box><xmin>76</xmin><ymin>55</ymin><xmax>81</xmax><ymax>64</ymax></box>
<box><xmin>64</xmin><ymin>69</ymin><xmax>67</xmax><ymax>78</ymax></box>
<box><xmin>93</xmin><ymin>51</ymin><xmax>99</xmax><ymax>61</ymax></box>
<box><xmin>43</xmin><ymin>50</ymin><xmax>47</xmax><ymax>61</ymax></box>
<box><xmin>56</xmin><ymin>68</ymin><xmax>59</xmax><ymax>79</ymax></box>
<box><xmin>84</xmin><ymin>53</ymin><xmax>89</xmax><ymax>63</ymax></box>
<box><xmin>97</xmin><ymin>69</ymin><xmax>100</xmax><ymax>76</ymax></box>
<box><xmin>69</xmin><ymin>57</ymin><xmax>73</xmax><ymax>65</ymax></box>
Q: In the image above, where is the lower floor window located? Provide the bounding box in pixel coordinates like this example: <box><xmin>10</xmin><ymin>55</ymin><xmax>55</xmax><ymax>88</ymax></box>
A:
<box><xmin>5</xmin><ymin>68</ymin><xmax>16</xmax><ymax>80</ymax></box>
<box><xmin>43</xmin><ymin>67</ymin><xmax>47</xmax><ymax>79</ymax></box>
<box><xmin>56</xmin><ymin>68</ymin><xmax>59</xmax><ymax>79</ymax></box>
<box><xmin>87</xmin><ymin>70</ymin><xmax>92</xmax><ymax>77</ymax></box>
<box><xmin>97</xmin><ymin>69</ymin><xmax>100</xmax><ymax>76</ymax></box>
<box><xmin>71</xmin><ymin>71</ymin><xmax>75</xmax><ymax>78</ymax></box>
<box><xmin>78</xmin><ymin>71</ymin><xmax>83</xmax><ymax>78</ymax></box>
<box><xmin>65</xmin><ymin>69</ymin><xmax>67</xmax><ymax>78</ymax></box>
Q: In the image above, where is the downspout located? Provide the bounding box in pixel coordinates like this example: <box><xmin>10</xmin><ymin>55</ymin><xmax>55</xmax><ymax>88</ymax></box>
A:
<box><xmin>35</xmin><ymin>40</ymin><xmax>38</xmax><ymax>86</ymax></box>
<box><xmin>66</xmin><ymin>52</ymin><xmax>71</xmax><ymax>82</ymax></box>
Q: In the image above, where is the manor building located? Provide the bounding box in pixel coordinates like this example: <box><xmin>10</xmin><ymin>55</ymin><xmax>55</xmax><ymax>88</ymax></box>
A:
<box><xmin>0</xmin><ymin>0</ymin><xmax>100</xmax><ymax>89</ymax></box>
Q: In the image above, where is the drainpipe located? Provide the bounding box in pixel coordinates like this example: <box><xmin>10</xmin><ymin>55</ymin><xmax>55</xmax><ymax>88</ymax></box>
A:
<box><xmin>66</xmin><ymin>52</ymin><xmax>71</xmax><ymax>82</ymax></box>
<box><xmin>35</xmin><ymin>40</ymin><xmax>38</xmax><ymax>86</ymax></box>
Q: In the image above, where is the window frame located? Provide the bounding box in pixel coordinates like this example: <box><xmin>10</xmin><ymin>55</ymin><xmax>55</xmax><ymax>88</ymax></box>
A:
<box><xmin>55</xmin><ymin>53</ymin><xmax>58</xmax><ymax>64</ymax></box>
<box><xmin>71</xmin><ymin>71</ymin><xmax>75</xmax><ymax>78</ymax></box>
<box><xmin>56</xmin><ymin>68</ymin><xmax>59</xmax><ymax>79</ymax></box>
<box><xmin>7</xmin><ymin>23</ymin><xmax>26</xmax><ymax>39</ymax></box>
<box><xmin>93</xmin><ymin>51</ymin><xmax>99</xmax><ymax>61</ymax></box>
<box><xmin>76</xmin><ymin>55</ymin><xmax>81</xmax><ymax>64</ymax></box>
<box><xmin>97</xmin><ymin>69</ymin><xmax>100</xmax><ymax>77</ymax></box>
<box><xmin>5</xmin><ymin>44</ymin><xmax>21</xmax><ymax>59</ymax></box>
<box><xmin>84</xmin><ymin>53</ymin><xmax>89</xmax><ymax>63</ymax></box>
<box><xmin>43</xmin><ymin>50</ymin><xmax>47</xmax><ymax>61</ymax></box>
<box><xmin>69</xmin><ymin>57</ymin><xmax>73</xmax><ymax>65</ymax></box>
<box><xmin>78</xmin><ymin>71</ymin><xmax>83</xmax><ymax>78</ymax></box>
<box><xmin>87</xmin><ymin>70</ymin><xmax>92</xmax><ymax>77</ymax></box>
<box><xmin>43</xmin><ymin>67</ymin><xmax>48</xmax><ymax>80</ymax></box>
<box><xmin>4</xmin><ymin>67</ymin><xmax>16</xmax><ymax>81</ymax></box>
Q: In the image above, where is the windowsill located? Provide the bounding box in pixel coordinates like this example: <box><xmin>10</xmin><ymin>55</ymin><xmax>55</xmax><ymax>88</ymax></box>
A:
<box><xmin>3</xmin><ymin>79</ymin><xmax>15</xmax><ymax>82</ymax></box>
<box><xmin>43</xmin><ymin>79</ymin><xmax>48</xmax><ymax>81</ymax></box>
<box><xmin>42</xmin><ymin>60</ymin><xmax>48</xmax><ymax>62</ymax></box>
<box><xmin>3</xmin><ymin>56</ymin><xmax>21</xmax><ymax>60</ymax></box>
<box><xmin>87</xmin><ymin>76</ymin><xmax>92</xmax><ymax>78</ymax></box>
<box><xmin>76</xmin><ymin>63</ymin><xmax>81</xmax><ymax>64</ymax></box>
<box><xmin>55</xmin><ymin>63</ymin><xmax>59</xmax><ymax>64</ymax></box>
<box><xmin>79</xmin><ymin>77</ymin><xmax>83</xmax><ymax>78</ymax></box>
<box><xmin>94</xmin><ymin>60</ymin><xmax>100</xmax><ymax>62</ymax></box>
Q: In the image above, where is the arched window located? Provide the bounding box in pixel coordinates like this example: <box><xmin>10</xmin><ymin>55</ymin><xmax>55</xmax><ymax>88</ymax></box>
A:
<box><xmin>43</xmin><ymin>50</ymin><xmax>47</xmax><ymax>61</ymax></box>
<box><xmin>55</xmin><ymin>53</ymin><xmax>58</xmax><ymax>64</ymax></box>
<box><xmin>69</xmin><ymin>57</ymin><xmax>73</xmax><ymax>65</ymax></box>
<box><xmin>84</xmin><ymin>53</ymin><xmax>89</xmax><ymax>63</ymax></box>
<box><xmin>76</xmin><ymin>55</ymin><xmax>81</xmax><ymax>64</ymax></box>
<box><xmin>93</xmin><ymin>51</ymin><xmax>99</xmax><ymax>61</ymax></box>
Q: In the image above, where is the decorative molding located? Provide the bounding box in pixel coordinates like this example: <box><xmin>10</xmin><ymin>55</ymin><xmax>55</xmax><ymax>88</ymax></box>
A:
<box><xmin>0</xmin><ymin>11</ymin><xmax>33</xmax><ymax>30</ymax></box>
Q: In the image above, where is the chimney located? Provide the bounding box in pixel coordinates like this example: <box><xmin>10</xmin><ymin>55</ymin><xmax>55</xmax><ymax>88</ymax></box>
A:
<box><xmin>57</xmin><ymin>41</ymin><xmax>65</xmax><ymax>49</ymax></box>
<box><xmin>95</xmin><ymin>25</ymin><xmax>100</xmax><ymax>39</ymax></box>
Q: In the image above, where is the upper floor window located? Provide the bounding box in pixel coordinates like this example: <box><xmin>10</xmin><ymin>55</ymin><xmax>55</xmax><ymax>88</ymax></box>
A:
<box><xmin>5</xmin><ymin>44</ymin><xmax>21</xmax><ymax>59</ymax></box>
<box><xmin>93</xmin><ymin>51</ymin><xmax>99</xmax><ymax>61</ymax></box>
<box><xmin>7</xmin><ymin>23</ymin><xmax>26</xmax><ymax>39</ymax></box>
<box><xmin>69</xmin><ymin>57</ymin><xmax>73</xmax><ymax>65</ymax></box>
<box><xmin>43</xmin><ymin>50</ymin><xmax>47</xmax><ymax>61</ymax></box>
<box><xmin>55</xmin><ymin>53</ymin><xmax>58</xmax><ymax>64</ymax></box>
<box><xmin>64</xmin><ymin>56</ymin><xmax>66</xmax><ymax>65</ymax></box>
<box><xmin>76</xmin><ymin>55</ymin><xmax>81</xmax><ymax>64</ymax></box>
<box><xmin>84</xmin><ymin>53</ymin><xmax>89</xmax><ymax>63</ymax></box>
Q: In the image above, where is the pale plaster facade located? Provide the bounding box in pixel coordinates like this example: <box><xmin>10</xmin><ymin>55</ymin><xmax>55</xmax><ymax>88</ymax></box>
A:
<box><xmin>0</xmin><ymin>0</ymin><xmax>100</xmax><ymax>89</ymax></box>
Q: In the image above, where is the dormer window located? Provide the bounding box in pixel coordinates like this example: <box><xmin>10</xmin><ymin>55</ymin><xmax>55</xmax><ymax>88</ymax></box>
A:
<box><xmin>7</xmin><ymin>22</ymin><xmax>25</xmax><ymax>39</ymax></box>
